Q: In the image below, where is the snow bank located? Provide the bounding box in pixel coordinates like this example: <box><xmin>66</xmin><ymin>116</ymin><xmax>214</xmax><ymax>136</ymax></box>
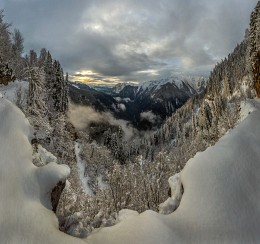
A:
<box><xmin>87</xmin><ymin>99</ymin><xmax>260</xmax><ymax>244</ymax></box>
<box><xmin>0</xmin><ymin>98</ymin><xmax>85</xmax><ymax>244</ymax></box>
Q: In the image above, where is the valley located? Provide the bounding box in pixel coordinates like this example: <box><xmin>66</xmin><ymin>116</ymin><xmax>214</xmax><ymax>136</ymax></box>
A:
<box><xmin>69</xmin><ymin>76</ymin><xmax>207</xmax><ymax>130</ymax></box>
<box><xmin>0</xmin><ymin>1</ymin><xmax>259</xmax><ymax>243</ymax></box>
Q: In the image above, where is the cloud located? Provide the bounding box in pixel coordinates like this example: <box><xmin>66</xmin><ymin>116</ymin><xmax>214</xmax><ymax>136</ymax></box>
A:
<box><xmin>68</xmin><ymin>104</ymin><xmax>103</xmax><ymax>130</ymax></box>
<box><xmin>1</xmin><ymin>0</ymin><xmax>258</xmax><ymax>83</ymax></box>
<box><xmin>140</xmin><ymin>111</ymin><xmax>160</xmax><ymax>124</ymax></box>
<box><xmin>105</xmin><ymin>112</ymin><xmax>137</xmax><ymax>140</ymax></box>
<box><xmin>117</xmin><ymin>103</ymin><xmax>126</xmax><ymax>111</ymax></box>
<box><xmin>68</xmin><ymin>103</ymin><xmax>136</xmax><ymax>140</ymax></box>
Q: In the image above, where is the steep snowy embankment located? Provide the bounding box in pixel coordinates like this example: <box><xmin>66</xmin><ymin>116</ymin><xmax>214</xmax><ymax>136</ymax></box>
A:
<box><xmin>0</xmin><ymin>97</ymin><xmax>85</xmax><ymax>244</ymax></box>
<box><xmin>87</xmin><ymin>99</ymin><xmax>260</xmax><ymax>244</ymax></box>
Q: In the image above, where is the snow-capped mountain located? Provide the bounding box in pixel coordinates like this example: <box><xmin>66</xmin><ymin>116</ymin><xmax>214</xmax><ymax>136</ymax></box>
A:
<box><xmin>113</xmin><ymin>76</ymin><xmax>207</xmax><ymax>99</ymax></box>
<box><xmin>69</xmin><ymin>76</ymin><xmax>206</xmax><ymax>129</ymax></box>
<box><xmin>112</xmin><ymin>82</ymin><xmax>137</xmax><ymax>94</ymax></box>
<box><xmin>137</xmin><ymin>76</ymin><xmax>206</xmax><ymax>94</ymax></box>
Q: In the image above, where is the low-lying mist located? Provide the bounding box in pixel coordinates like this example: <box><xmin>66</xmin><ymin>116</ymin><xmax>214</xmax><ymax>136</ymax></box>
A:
<box><xmin>68</xmin><ymin>103</ymin><xmax>139</xmax><ymax>141</ymax></box>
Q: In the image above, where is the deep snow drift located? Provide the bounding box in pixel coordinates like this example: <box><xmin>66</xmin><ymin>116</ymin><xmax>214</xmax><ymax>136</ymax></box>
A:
<box><xmin>0</xmin><ymin>89</ymin><xmax>260</xmax><ymax>243</ymax></box>
<box><xmin>0</xmin><ymin>97</ymin><xmax>85</xmax><ymax>244</ymax></box>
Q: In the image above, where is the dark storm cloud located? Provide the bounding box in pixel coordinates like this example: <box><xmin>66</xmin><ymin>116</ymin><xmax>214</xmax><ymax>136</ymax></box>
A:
<box><xmin>0</xmin><ymin>0</ymin><xmax>258</xmax><ymax>83</ymax></box>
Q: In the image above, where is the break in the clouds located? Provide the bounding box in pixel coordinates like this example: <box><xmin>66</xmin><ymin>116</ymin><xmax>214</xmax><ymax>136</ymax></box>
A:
<box><xmin>0</xmin><ymin>0</ymin><xmax>257</xmax><ymax>85</ymax></box>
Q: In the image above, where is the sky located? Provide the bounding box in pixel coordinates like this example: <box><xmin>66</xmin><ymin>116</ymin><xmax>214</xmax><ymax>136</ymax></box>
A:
<box><xmin>0</xmin><ymin>0</ymin><xmax>258</xmax><ymax>85</ymax></box>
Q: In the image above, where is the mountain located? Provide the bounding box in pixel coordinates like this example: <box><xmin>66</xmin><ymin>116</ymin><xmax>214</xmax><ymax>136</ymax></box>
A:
<box><xmin>68</xmin><ymin>76</ymin><xmax>207</xmax><ymax>129</ymax></box>
<box><xmin>69</xmin><ymin>82</ymin><xmax>118</xmax><ymax>112</ymax></box>
<box><xmin>112</xmin><ymin>82</ymin><xmax>137</xmax><ymax>94</ymax></box>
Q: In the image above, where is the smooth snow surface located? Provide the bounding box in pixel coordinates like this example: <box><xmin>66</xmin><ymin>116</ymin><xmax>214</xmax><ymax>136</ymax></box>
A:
<box><xmin>0</xmin><ymin>98</ymin><xmax>85</xmax><ymax>244</ymax></box>
<box><xmin>117</xmin><ymin>209</ymin><xmax>139</xmax><ymax>223</ymax></box>
<box><xmin>87</xmin><ymin>99</ymin><xmax>260</xmax><ymax>244</ymax></box>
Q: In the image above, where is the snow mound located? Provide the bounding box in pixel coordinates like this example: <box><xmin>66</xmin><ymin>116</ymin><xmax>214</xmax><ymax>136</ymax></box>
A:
<box><xmin>138</xmin><ymin>75</ymin><xmax>206</xmax><ymax>93</ymax></box>
<box><xmin>159</xmin><ymin>173</ymin><xmax>182</xmax><ymax>214</ymax></box>
<box><xmin>87</xmin><ymin>99</ymin><xmax>260</xmax><ymax>244</ymax></box>
<box><xmin>117</xmin><ymin>209</ymin><xmax>139</xmax><ymax>223</ymax></box>
<box><xmin>0</xmin><ymin>98</ymin><xmax>85</xmax><ymax>244</ymax></box>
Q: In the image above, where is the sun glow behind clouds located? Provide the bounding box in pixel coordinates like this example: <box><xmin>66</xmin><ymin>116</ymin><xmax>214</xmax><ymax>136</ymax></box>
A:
<box><xmin>71</xmin><ymin>70</ymin><xmax>123</xmax><ymax>86</ymax></box>
<box><xmin>137</xmin><ymin>69</ymin><xmax>159</xmax><ymax>76</ymax></box>
<box><xmin>1</xmin><ymin>0</ymin><xmax>256</xmax><ymax>86</ymax></box>
<box><xmin>75</xmin><ymin>70</ymin><xmax>96</xmax><ymax>76</ymax></box>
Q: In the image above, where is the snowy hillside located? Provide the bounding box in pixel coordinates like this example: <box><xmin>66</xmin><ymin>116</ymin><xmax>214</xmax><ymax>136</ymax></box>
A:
<box><xmin>0</xmin><ymin>83</ymin><xmax>259</xmax><ymax>243</ymax></box>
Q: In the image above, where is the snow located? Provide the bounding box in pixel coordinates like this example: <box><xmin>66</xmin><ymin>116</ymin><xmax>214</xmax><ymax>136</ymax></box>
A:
<box><xmin>1</xmin><ymin>81</ymin><xmax>260</xmax><ymax>243</ymax></box>
<box><xmin>113</xmin><ymin>83</ymin><xmax>136</xmax><ymax>93</ymax></box>
<box><xmin>239</xmin><ymin>99</ymin><xmax>257</xmax><ymax>122</ymax></box>
<box><xmin>33</xmin><ymin>144</ymin><xmax>57</xmax><ymax>166</ymax></box>
<box><xmin>159</xmin><ymin>173</ymin><xmax>182</xmax><ymax>214</ymax></box>
<box><xmin>87</xmin><ymin>99</ymin><xmax>260</xmax><ymax>244</ymax></box>
<box><xmin>117</xmin><ymin>209</ymin><xmax>139</xmax><ymax>223</ymax></box>
<box><xmin>75</xmin><ymin>142</ymin><xmax>93</xmax><ymax>195</ymax></box>
<box><xmin>71</xmin><ymin>83</ymin><xmax>80</xmax><ymax>89</ymax></box>
<box><xmin>138</xmin><ymin>75</ymin><xmax>206</xmax><ymax>93</ymax></box>
<box><xmin>0</xmin><ymin>80</ymin><xmax>29</xmax><ymax>107</ymax></box>
<box><xmin>0</xmin><ymin>97</ymin><xmax>85</xmax><ymax>244</ymax></box>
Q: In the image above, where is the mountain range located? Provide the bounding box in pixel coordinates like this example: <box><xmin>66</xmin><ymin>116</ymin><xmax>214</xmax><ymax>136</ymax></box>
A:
<box><xmin>69</xmin><ymin>76</ymin><xmax>207</xmax><ymax>129</ymax></box>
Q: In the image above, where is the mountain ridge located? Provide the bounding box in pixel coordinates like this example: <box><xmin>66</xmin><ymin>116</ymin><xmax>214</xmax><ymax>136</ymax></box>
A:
<box><xmin>69</xmin><ymin>75</ymin><xmax>207</xmax><ymax>129</ymax></box>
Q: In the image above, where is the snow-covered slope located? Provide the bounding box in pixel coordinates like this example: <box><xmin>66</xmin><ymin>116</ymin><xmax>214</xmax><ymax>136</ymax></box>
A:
<box><xmin>0</xmin><ymin>84</ymin><xmax>260</xmax><ymax>243</ymax></box>
<box><xmin>87</xmin><ymin>99</ymin><xmax>260</xmax><ymax>244</ymax></box>
<box><xmin>0</xmin><ymin>97</ymin><xmax>85</xmax><ymax>244</ymax></box>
